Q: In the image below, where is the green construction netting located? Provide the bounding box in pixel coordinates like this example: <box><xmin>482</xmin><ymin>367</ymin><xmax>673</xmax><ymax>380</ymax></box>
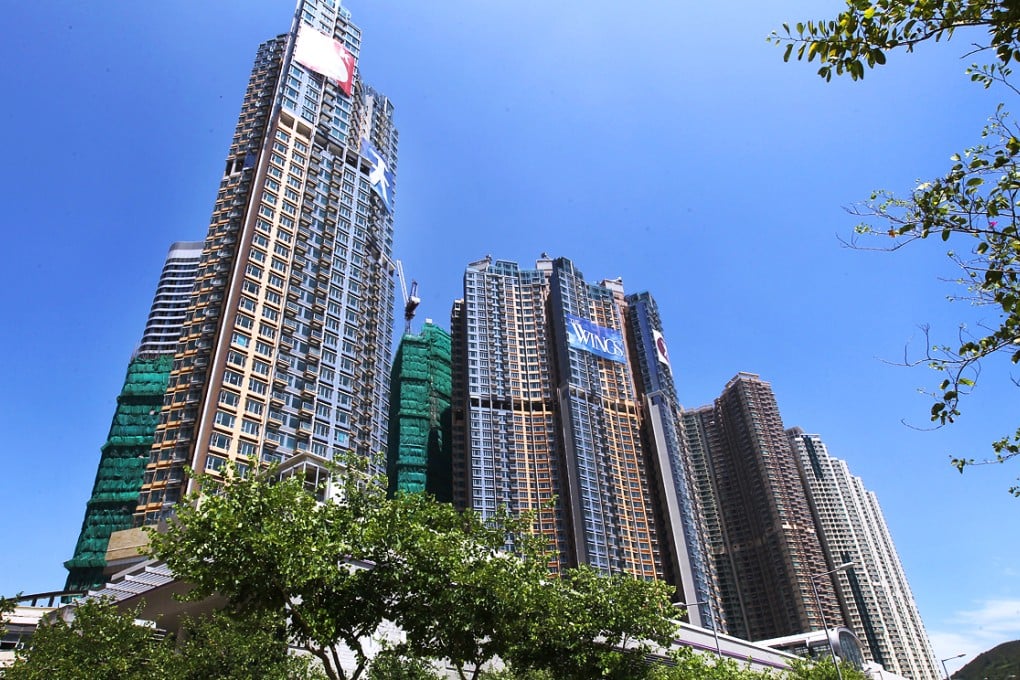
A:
<box><xmin>387</xmin><ymin>322</ymin><xmax>453</xmax><ymax>500</ymax></box>
<box><xmin>64</xmin><ymin>354</ymin><xmax>173</xmax><ymax>592</ymax></box>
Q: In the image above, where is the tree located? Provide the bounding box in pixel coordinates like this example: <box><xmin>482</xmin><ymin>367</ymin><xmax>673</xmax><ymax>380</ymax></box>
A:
<box><xmin>771</xmin><ymin>0</ymin><xmax>1020</xmax><ymax>494</ymax></box>
<box><xmin>148</xmin><ymin>459</ymin><xmax>682</xmax><ymax>679</ymax></box>
<box><xmin>502</xmin><ymin>566</ymin><xmax>676</xmax><ymax>680</ymax></box>
<box><xmin>0</xmin><ymin>595</ymin><xmax>14</xmax><ymax>639</ymax></box>
<box><xmin>1</xmin><ymin>598</ymin><xmax>325</xmax><ymax>680</ymax></box>
<box><xmin>378</xmin><ymin>494</ymin><xmax>551</xmax><ymax>680</ymax></box>
<box><xmin>147</xmin><ymin>460</ymin><xmax>399</xmax><ymax>680</ymax></box>
<box><xmin>2</xmin><ymin>598</ymin><xmax>163</xmax><ymax>680</ymax></box>
<box><xmin>649</xmin><ymin>647</ymin><xmax>772</xmax><ymax>680</ymax></box>
<box><xmin>364</xmin><ymin>647</ymin><xmax>443</xmax><ymax>680</ymax></box>
<box><xmin>160</xmin><ymin>611</ymin><xmax>326</xmax><ymax>680</ymax></box>
<box><xmin>782</xmin><ymin>657</ymin><xmax>869</xmax><ymax>680</ymax></box>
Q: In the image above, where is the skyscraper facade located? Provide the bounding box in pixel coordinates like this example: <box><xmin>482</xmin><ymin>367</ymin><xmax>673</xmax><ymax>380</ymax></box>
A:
<box><xmin>135</xmin><ymin>0</ymin><xmax>398</xmax><ymax>525</ymax></box>
<box><xmin>625</xmin><ymin>292</ymin><xmax>719</xmax><ymax>629</ymax></box>
<box><xmin>450</xmin><ymin>255</ymin><xmax>714</xmax><ymax>614</ymax></box>
<box><xmin>65</xmin><ymin>241</ymin><xmax>200</xmax><ymax>591</ymax></box>
<box><xmin>683</xmin><ymin>373</ymin><xmax>842</xmax><ymax>641</ymax></box>
<box><xmin>137</xmin><ymin>242</ymin><xmax>203</xmax><ymax>355</ymax></box>
<box><xmin>788</xmin><ymin>429</ymin><xmax>940</xmax><ymax>680</ymax></box>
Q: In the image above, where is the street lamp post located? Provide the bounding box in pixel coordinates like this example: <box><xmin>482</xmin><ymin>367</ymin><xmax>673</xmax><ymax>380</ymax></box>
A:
<box><xmin>940</xmin><ymin>652</ymin><xmax>966</xmax><ymax>680</ymax></box>
<box><xmin>674</xmin><ymin>600</ymin><xmax>722</xmax><ymax>657</ymax></box>
<box><xmin>810</xmin><ymin>561</ymin><xmax>854</xmax><ymax>680</ymax></box>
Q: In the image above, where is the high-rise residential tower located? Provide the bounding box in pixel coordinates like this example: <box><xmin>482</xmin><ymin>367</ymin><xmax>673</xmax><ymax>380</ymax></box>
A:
<box><xmin>450</xmin><ymin>255</ymin><xmax>714</xmax><ymax>618</ymax></box>
<box><xmin>65</xmin><ymin>241</ymin><xmax>200</xmax><ymax>591</ymax></box>
<box><xmin>683</xmin><ymin>373</ymin><xmax>842</xmax><ymax>641</ymax></box>
<box><xmin>788</xmin><ymin>429</ymin><xmax>940</xmax><ymax>680</ymax></box>
<box><xmin>625</xmin><ymin>292</ymin><xmax>720</xmax><ymax>629</ymax></box>
<box><xmin>137</xmin><ymin>242</ymin><xmax>204</xmax><ymax>355</ymax></box>
<box><xmin>135</xmin><ymin>1</ymin><xmax>398</xmax><ymax>525</ymax></box>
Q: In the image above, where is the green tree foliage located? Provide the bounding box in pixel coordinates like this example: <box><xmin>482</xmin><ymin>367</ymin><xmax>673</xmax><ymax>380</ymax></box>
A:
<box><xmin>159</xmin><ymin>611</ymin><xmax>326</xmax><ymax>680</ymax></box>
<box><xmin>769</xmin><ymin>0</ymin><xmax>1020</xmax><ymax>82</ymax></box>
<box><xmin>2</xmin><ymin>598</ymin><xmax>163</xmax><ymax>680</ymax></box>
<box><xmin>953</xmin><ymin>638</ymin><xmax>1020</xmax><ymax>679</ymax></box>
<box><xmin>364</xmin><ymin>648</ymin><xmax>443</xmax><ymax>680</ymax></box>
<box><xmin>782</xmin><ymin>657</ymin><xmax>869</xmax><ymax>680</ymax></box>
<box><xmin>0</xmin><ymin>596</ymin><xmax>14</xmax><ymax>639</ymax></box>
<box><xmin>771</xmin><ymin>0</ymin><xmax>1020</xmax><ymax>494</ymax></box>
<box><xmin>379</xmin><ymin>493</ymin><xmax>552</xmax><ymax>679</ymax></box>
<box><xmin>147</xmin><ymin>460</ymin><xmax>397</xmax><ymax>680</ymax></box>
<box><xmin>649</xmin><ymin>647</ymin><xmax>772</xmax><ymax>680</ymax></box>
<box><xmin>147</xmin><ymin>460</ymin><xmax>680</xmax><ymax>680</ymax></box>
<box><xmin>1</xmin><ymin>600</ymin><xmax>323</xmax><ymax>680</ymax></box>
<box><xmin>502</xmin><ymin>566</ymin><xmax>675</xmax><ymax>680</ymax></box>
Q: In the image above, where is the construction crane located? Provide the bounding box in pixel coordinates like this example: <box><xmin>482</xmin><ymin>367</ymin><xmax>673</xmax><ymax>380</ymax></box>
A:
<box><xmin>394</xmin><ymin>259</ymin><xmax>420</xmax><ymax>335</ymax></box>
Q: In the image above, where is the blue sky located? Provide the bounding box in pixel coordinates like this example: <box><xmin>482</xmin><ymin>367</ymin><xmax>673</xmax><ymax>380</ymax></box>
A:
<box><xmin>0</xmin><ymin>0</ymin><xmax>1016</xmax><ymax>668</ymax></box>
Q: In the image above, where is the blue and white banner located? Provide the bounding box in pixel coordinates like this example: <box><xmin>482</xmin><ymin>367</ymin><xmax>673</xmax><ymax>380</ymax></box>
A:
<box><xmin>565</xmin><ymin>313</ymin><xmax>626</xmax><ymax>363</ymax></box>
<box><xmin>360</xmin><ymin>138</ymin><xmax>395</xmax><ymax>213</ymax></box>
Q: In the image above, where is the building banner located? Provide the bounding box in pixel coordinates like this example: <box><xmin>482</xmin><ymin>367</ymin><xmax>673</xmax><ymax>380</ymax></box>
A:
<box><xmin>360</xmin><ymin>139</ymin><xmax>395</xmax><ymax>213</ymax></box>
<box><xmin>293</xmin><ymin>22</ymin><xmax>355</xmax><ymax>95</ymax></box>
<box><xmin>652</xmin><ymin>329</ymin><xmax>671</xmax><ymax>368</ymax></box>
<box><xmin>565</xmin><ymin>313</ymin><xmax>626</xmax><ymax>363</ymax></box>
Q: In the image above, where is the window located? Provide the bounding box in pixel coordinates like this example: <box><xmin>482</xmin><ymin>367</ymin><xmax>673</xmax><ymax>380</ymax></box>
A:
<box><xmin>255</xmin><ymin>340</ymin><xmax>273</xmax><ymax>356</ymax></box>
<box><xmin>223</xmin><ymin>369</ymin><xmax>243</xmax><ymax>386</ymax></box>
<box><xmin>245</xmin><ymin>399</ymin><xmax>265</xmax><ymax>416</ymax></box>
<box><xmin>209</xmin><ymin>433</ymin><xmax>231</xmax><ymax>451</ymax></box>
<box><xmin>231</xmin><ymin>332</ymin><xmax>250</xmax><ymax>348</ymax></box>
<box><xmin>219</xmin><ymin>390</ymin><xmax>240</xmax><ymax>407</ymax></box>
<box><xmin>238</xmin><ymin>440</ymin><xmax>257</xmax><ymax>458</ymax></box>
<box><xmin>214</xmin><ymin>410</ymin><xmax>236</xmax><ymax>428</ymax></box>
<box><xmin>248</xmin><ymin>377</ymin><xmax>268</xmax><ymax>395</ymax></box>
<box><xmin>227</xmin><ymin>350</ymin><xmax>246</xmax><ymax>368</ymax></box>
<box><xmin>252</xmin><ymin>359</ymin><xmax>270</xmax><ymax>375</ymax></box>
<box><xmin>205</xmin><ymin>455</ymin><xmax>227</xmax><ymax>472</ymax></box>
<box><xmin>241</xmin><ymin>419</ymin><xmax>261</xmax><ymax>436</ymax></box>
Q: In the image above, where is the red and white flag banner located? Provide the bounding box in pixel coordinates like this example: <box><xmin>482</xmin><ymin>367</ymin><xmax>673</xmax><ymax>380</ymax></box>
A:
<box><xmin>293</xmin><ymin>22</ymin><xmax>355</xmax><ymax>96</ymax></box>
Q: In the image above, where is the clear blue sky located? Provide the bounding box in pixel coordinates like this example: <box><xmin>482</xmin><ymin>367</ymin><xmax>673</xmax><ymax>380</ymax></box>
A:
<box><xmin>0</xmin><ymin>0</ymin><xmax>1016</xmax><ymax>668</ymax></box>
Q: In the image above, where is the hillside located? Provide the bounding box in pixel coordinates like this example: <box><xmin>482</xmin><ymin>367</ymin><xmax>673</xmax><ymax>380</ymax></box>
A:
<box><xmin>954</xmin><ymin>640</ymin><xmax>1020</xmax><ymax>680</ymax></box>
